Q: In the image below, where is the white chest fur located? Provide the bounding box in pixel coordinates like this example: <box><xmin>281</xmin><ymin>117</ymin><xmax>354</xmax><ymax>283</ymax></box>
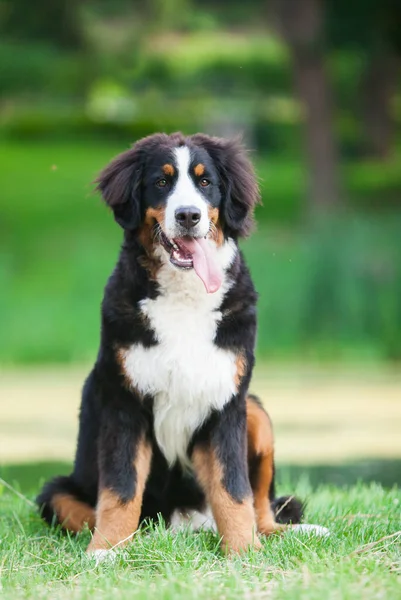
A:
<box><xmin>121</xmin><ymin>240</ymin><xmax>237</xmax><ymax>466</ymax></box>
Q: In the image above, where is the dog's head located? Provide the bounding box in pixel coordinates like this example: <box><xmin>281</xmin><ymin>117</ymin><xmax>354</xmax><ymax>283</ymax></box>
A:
<box><xmin>96</xmin><ymin>132</ymin><xmax>259</xmax><ymax>292</ymax></box>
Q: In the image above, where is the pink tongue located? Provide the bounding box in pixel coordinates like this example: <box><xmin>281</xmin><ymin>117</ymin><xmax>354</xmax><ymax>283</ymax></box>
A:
<box><xmin>178</xmin><ymin>237</ymin><xmax>222</xmax><ymax>294</ymax></box>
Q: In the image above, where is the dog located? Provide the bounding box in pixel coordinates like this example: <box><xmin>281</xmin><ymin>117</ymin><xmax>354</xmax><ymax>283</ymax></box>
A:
<box><xmin>37</xmin><ymin>132</ymin><xmax>314</xmax><ymax>558</ymax></box>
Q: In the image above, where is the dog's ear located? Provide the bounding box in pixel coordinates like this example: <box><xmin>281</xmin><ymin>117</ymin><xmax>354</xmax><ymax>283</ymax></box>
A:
<box><xmin>95</xmin><ymin>146</ymin><xmax>143</xmax><ymax>230</ymax></box>
<box><xmin>191</xmin><ymin>135</ymin><xmax>260</xmax><ymax>237</ymax></box>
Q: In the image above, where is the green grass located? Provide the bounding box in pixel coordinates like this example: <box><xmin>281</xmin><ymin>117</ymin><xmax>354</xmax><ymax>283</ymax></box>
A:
<box><xmin>2</xmin><ymin>139</ymin><xmax>401</xmax><ymax>364</ymax></box>
<box><xmin>0</xmin><ymin>478</ymin><xmax>399</xmax><ymax>599</ymax></box>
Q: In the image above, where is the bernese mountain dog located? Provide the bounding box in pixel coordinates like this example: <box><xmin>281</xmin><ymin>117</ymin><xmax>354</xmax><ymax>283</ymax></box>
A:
<box><xmin>37</xmin><ymin>132</ymin><xmax>323</xmax><ymax>559</ymax></box>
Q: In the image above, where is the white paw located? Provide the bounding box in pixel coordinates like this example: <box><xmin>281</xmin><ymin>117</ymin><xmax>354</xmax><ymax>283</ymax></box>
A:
<box><xmin>291</xmin><ymin>524</ymin><xmax>330</xmax><ymax>537</ymax></box>
<box><xmin>88</xmin><ymin>549</ymin><xmax>118</xmax><ymax>565</ymax></box>
<box><xmin>189</xmin><ymin>508</ymin><xmax>217</xmax><ymax>532</ymax></box>
<box><xmin>170</xmin><ymin>508</ymin><xmax>217</xmax><ymax>532</ymax></box>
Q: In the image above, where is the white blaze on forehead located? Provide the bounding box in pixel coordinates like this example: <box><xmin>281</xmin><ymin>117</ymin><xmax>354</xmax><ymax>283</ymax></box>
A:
<box><xmin>164</xmin><ymin>145</ymin><xmax>209</xmax><ymax>237</ymax></box>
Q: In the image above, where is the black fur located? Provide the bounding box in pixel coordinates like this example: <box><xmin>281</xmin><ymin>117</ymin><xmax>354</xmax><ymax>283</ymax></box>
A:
<box><xmin>273</xmin><ymin>496</ymin><xmax>304</xmax><ymax>525</ymax></box>
<box><xmin>190</xmin><ymin>133</ymin><xmax>260</xmax><ymax>238</ymax></box>
<box><xmin>37</xmin><ymin>132</ymin><xmax>301</xmax><ymax>543</ymax></box>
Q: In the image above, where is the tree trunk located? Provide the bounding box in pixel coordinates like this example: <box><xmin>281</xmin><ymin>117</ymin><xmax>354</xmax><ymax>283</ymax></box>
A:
<box><xmin>362</xmin><ymin>53</ymin><xmax>398</xmax><ymax>160</ymax></box>
<box><xmin>272</xmin><ymin>0</ymin><xmax>340</xmax><ymax>210</ymax></box>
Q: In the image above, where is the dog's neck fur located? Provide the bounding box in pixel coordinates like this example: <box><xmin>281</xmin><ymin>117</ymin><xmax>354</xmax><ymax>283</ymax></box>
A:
<box><xmin>152</xmin><ymin>236</ymin><xmax>237</xmax><ymax>299</ymax></box>
<box><xmin>119</xmin><ymin>236</ymin><xmax>239</xmax><ymax>466</ymax></box>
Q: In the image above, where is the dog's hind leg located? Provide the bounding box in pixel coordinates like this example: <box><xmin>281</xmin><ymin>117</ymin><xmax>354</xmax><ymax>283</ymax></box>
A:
<box><xmin>36</xmin><ymin>475</ymin><xmax>96</xmax><ymax>532</ymax></box>
<box><xmin>246</xmin><ymin>394</ymin><xmax>303</xmax><ymax>535</ymax></box>
<box><xmin>36</xmin><ymin>370</ymin><xmax>100</xmax><ymax>533</ymax></box>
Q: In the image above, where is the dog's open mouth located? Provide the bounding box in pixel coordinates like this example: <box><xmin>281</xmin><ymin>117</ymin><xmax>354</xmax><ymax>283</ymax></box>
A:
<box><xmin>159</xmin><ymin>231</ymin><xmax>222</xmax><ymax>294</ymax></box>
<box><xmin>160</xmin><ymin>233</ymin><xmax>194</xmax><ymax>269</ymax></box>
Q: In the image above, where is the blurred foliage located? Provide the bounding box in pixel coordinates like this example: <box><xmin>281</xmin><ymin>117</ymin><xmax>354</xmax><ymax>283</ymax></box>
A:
<box><xmin>1</xmin><ymin>0</ymin><xmax>401</xmax><ymax>364</ymax></box>
<box><xmin>245</xmin><ymin>213</ymin><xmax>401</xmax><ymax>362</ymax></box>
<box><xmin>0</xmin><ymin>42</ymin><xmax>87</xmax><ymax>96</ymax></box>
<box><xmin>1</xmin><ymin>0</ymin><xmax>84</xmax><ymax>49</ymax></box>
<box><xmin>0</xmin><ymin>1</ymin><xmax>399</xmax><ymax>158</ymax></box>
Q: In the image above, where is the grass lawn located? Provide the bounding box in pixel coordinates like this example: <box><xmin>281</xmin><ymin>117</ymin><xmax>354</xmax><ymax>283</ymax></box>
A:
<box><xmin>0</xmin><ymin>478</ymin><xmax>399</xmax><ymax>599</ymax></box>
<box><xmin>1</xmin><ymin>368</ymin><xmax>399</xmax><ymax>598</ymax></box>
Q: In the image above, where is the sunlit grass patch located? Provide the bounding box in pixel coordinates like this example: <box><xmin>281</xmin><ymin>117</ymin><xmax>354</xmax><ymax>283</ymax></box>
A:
<box><xmin>0</xmin><ymin>477</ymin><xmax>399</xmax><ymax>599</ymax></box>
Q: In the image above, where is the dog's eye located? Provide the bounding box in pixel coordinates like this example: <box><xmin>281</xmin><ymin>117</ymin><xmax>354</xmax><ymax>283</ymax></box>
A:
<box><xmin>156</xmin><ymin>178</ymin><xmax>167</xmax><ymax>188</ymax></box>
<box><xmin>199</xmin><ymin>178</ymin><xmax>210</xmax><ymax>187</ymax></box>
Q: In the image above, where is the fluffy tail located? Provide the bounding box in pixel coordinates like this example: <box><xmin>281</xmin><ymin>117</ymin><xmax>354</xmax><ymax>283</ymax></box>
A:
<box><xmin>272</xmin><ymin>495</ymin><xmax>304</xmax><ymax>525</ymax></box>
<box><xmin>36</xmin><ymin>475</ymin><xmax>96</xmax><ymax>532</ymax></box>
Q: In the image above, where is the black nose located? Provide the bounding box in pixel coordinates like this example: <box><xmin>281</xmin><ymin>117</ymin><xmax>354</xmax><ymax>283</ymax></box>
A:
<box><xmin>175</xmin><ymin>206</ymin><xmax>201</xmax><ymax>229</ymax></box>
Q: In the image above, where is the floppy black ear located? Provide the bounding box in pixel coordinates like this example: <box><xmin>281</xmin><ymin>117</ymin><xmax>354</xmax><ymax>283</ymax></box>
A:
<box><xmin>191</xmin><ymin>134</ymin><xmax>260</xmax><ymax>237</ymax></box>
<box><xmin>95</xmin><ymin>146</ymin><xmax>143</xmax><ymax>230</ymax></box>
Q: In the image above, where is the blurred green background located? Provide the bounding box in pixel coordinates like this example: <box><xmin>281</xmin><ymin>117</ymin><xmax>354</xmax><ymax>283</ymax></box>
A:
<box><xmin>1</xmin><ymin>0</ymin><xmax>401</xmax><ymax>485</ymax></box>
<box><xmin>1</xmin><ymin>0</ymin><xmax>401</xmax><ymax>365</ymax></box>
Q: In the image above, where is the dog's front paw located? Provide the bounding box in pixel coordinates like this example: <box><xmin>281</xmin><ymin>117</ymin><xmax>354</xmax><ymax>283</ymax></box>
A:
<box><xmin>221</xmin><ymin>531</ymin><xmax>262</xmax><ymax>555</ymax></box>
<box><xmin>87</xmin><ymin>549</ymin><xmax>118</xmax><ymax>565</ymax></box>
<box><xmin>291</xmin><ymin>524</ymin><xmax>330</xmax><ymax>537</ymax></box>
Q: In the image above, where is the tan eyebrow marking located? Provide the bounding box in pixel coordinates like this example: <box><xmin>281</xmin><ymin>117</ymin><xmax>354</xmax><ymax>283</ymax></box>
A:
<box><xmin>162</xmin><ymin>164</ymin><xmax>175</xmax><ymax>176</ymax></box>
<box><xmin>194</xmin><ymin>163</ymin><xmax>205</xmax><ymax>177</ymax></box>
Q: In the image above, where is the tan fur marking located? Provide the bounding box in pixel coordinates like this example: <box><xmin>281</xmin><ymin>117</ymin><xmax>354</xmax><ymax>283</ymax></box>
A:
<box><xmin>87</xmin><ymin>439</ymin><xmax>152</xmax><ymax>552</ymax></box>
<box><xmin>215</xmin><ymin>226</ymin><xmax>224</xmax><ymax>247</ymax></box>
<box><xmin>246</xmin><ymin>396</ymin><xmax>286</xmax><ymax>535</ymax></box>
<box><xmin>194</xmin><ymin>163</ymin><xmax>205</xmax><ymax>177</ymax></box>
<box><xmin>52</xmin><ymin>494</ymin><xmax>95</xmax><ymax>533</ymax></box>
<box><xmin>162</xmin><ymin>163</ymin><xmax>175</xmax><ymax>176</ymax></box>
<box><xmin>208</xmin><ymin>206</ymin><xmax>219</xmax><ymax>224</ymax></box>
<box><xmin>208</xmin><ymin>207</ymin><xmax>224</xmax><ymax>247</ymax></box>
<box><xmin>115</xmin><ymin>347</ymin><xmax>142</xmax><ymax>396</ymax></box>
<box><xmin>138</xmin><ymin>207</ymin><xmax>165</xmax><ymax>278</ymax></box>
<box><xmin>143</xmin><ymin>206</ymin><xmax>165</xmax><ymax>226</ymax></box>
<box><xmin>192</xmin><ymin>447</ymin><xmax>260</xmax><ymax>553</ymax></box>
<box><xmin>234</xmin><ymin>354</ymin><xmax>247</xmax><ymax>390</ymax></box>
<box><xmin>138</xmin><ymin>207</ymin><xmax>161</xmax><ymax>252</ymax></box>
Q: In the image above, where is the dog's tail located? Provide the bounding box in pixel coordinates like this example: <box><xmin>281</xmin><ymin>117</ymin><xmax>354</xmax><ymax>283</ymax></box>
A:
<box><xmin>272</xmin><ymin>495</ymin><xmax>304</xmax><ymax>525</ymax></box>
<box><xmin>36</xmin><ymin>475</ymin><xmax>96</xmax><ymax>533</ymax></box>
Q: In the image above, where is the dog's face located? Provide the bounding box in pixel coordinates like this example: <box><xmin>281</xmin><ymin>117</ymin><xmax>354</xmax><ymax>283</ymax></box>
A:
<box><xmin>142</xmin><ymin>144</ymin><xmax>222</xmax><ymax>239</ymax></box>
<box><xmin>96</xmin><ymin>132</ymin><xmax>259</xmax><ymax>292</ymax></box>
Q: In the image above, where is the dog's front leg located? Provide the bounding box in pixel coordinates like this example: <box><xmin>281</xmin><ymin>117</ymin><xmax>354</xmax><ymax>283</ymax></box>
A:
<box><xmin>191</xmin><ymin>395</ymin><xmax>261</xmax><ymax>554</ymax></box>
<box><xmin>87</xmin><ymin>401</ymin><xmax>151</xmax><ymax>555</ymax></box>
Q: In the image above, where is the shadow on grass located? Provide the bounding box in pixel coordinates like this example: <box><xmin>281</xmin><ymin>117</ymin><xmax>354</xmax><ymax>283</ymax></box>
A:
<box><xmin>0</xmin><ymin>458</ymin><xmax>400</xmax><ymax>495</ymax></box>
<box><xmin>279</xmin><ymin>459</ymin><xmax>401</xmax><ymax>489</ymax></box>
